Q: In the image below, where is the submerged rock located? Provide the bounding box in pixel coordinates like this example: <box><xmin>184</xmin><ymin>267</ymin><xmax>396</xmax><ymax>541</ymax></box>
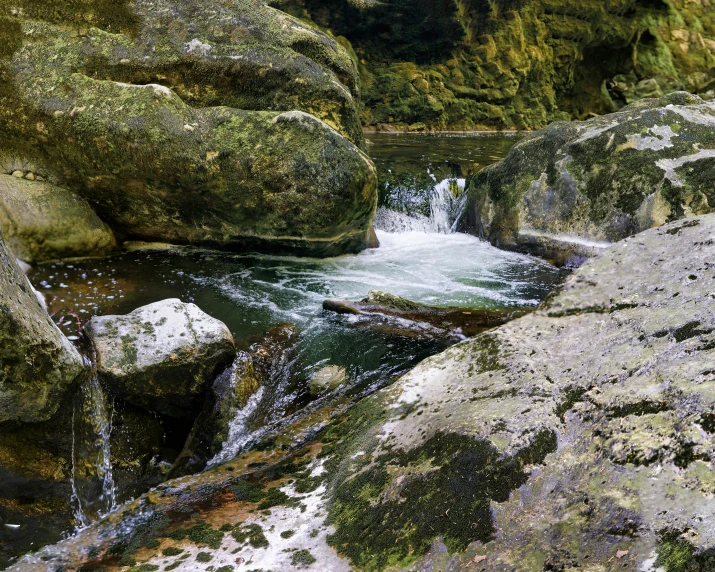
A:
<box><xmin>309</xmin><ymin>365</ymin><xmax>347</xmax><ymax>396</ymax></box>
<box><xmin>15</xmin><ymin>215</ymin><xmax>715</xmax><ymax>572</ymax></box>
<box><xmin>85</xmin><ymin>299</ymin><xmax>235</xmax><ymax>419</ymax></box>
<box><xmin>0</xmin><ymin>0</ymin><xmax>377</xmax><ymax>257</ymax></box>
<box><xmin>324</xmin><ymin>290</ymin><xmax>528</xmax><ymax>338</ymax></box>
<box><xmin>0</xmin><ymin>175</ymin><xmax>117</xmax><ymax>263</ymax></box>
<box><xmin>0</xmin><ymin>229</ymin><xmax>83</xmax><ymax>423</ymax></box>
<box><xmin>460</xmin><ymin>92</ymin><xmax>715</xmax><ymax>264</ymax></box>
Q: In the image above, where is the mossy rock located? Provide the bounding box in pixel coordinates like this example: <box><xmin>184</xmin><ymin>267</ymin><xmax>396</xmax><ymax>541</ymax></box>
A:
<box><xmin>273</xmin><ymin>0</ymin><xmax>715</xmax><ymax>131</ymax></box>
<box><xmin>0</xmin><ymin>0</ymin><xmax>377</xmax><ymax>257</ymax></box>
<box><xmin>85</xmin><ymin>299</ymin><xmax>236</xmax><ymax>419</ymax></box>
<box><xmin>0</xmin><ymin>175</ymin><xmax>117</xmax><ymax>263</ymax></box>
<box><xmin>0</xmin><ymin>228</ymin><xmax>83</xmax><ymax>423</ymax></box>
<box><xmin>459</xmin><ymin>92</ymin><xmax>715</xmax><ymax>261</ymax></box>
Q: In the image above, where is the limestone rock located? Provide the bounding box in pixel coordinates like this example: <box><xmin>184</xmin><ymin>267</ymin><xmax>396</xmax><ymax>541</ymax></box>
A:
<box><xmin>309</xmin><ymin>365</ymin><xmax>347</xmax><ymax>396</ymax></box>
<box><xmin>0</xmin><ymin>0</ymin><xmax>377</xmax><ymax>257</ymax></box>
<box><xmin>0</xmin><ymin>229</ymin><xmax>83</xmax><ymax>423</ymax></box>
<box><xmin>460</xmin><ymin>92</ymin><xmax>715</xmax><ymax>263</ymax></box>
<box><xmin>0</xmin><ymin>175</ymin><xmax>117</xmax><ymax>263</ymax></box>
<box><xmin>85</xmin><ymin>299</ymin><xmax>235</xmax><ymax>419</ymax></box>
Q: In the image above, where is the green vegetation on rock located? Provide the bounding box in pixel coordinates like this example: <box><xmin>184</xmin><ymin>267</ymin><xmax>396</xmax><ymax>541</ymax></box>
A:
<box><xmin>272</xmin><ymin>0</ymin><xmax>715</xmax><ymax>131</ymax></box>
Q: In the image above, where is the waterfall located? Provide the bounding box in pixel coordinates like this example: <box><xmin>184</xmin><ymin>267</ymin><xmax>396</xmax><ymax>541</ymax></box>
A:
<box><xmin>71</xmin><ymin>366</ymin><xmax>116</xmax><ymax>527</ymax></box>
<box><xmin>207</xmin><ymin>386</ymin><xmax>265</xmax><ymax>468</ymax></box>
<box><xmin>374</xmin><ymin>178</ymin><xmax>467</xmax><ymax>234</ymax></box>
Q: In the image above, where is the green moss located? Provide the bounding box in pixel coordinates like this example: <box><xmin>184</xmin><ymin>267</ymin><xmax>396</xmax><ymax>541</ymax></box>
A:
<box><xmin>280</xmin><ymin>530</ymin><xmax>295</xmax><ymax>539</ymax></box>
<box><xmin>326</xmin><ymin>430</ymin><xmax>555</xmax><ymax>572</ymax></box>
<box><xmin>161</xmin><ymin>547</ymin><xmax>183</xmax><ymax>557</ymax></box>
<box><xmin>196</xmin><ymin>552</ymin><xmax>213</xmax><ymax>562</ymax></box>
<box><xmin>291</xmin><ymin>549</ymin><xmax>317</xmax><ymax>567</ymax></box>
<box><xmin>127</xmin><ymin>565</ymin><xmax>159</xmax><ymax>572</ymax></box>
<box><xmin>216</xmin><ymin>567</ymin><xmax>235</xmax><ymax>572</ymax></box>
<box><xmin>231</xmin><ymin>524</ymin><xmax>269</xmax><ymax>549</ymax></box>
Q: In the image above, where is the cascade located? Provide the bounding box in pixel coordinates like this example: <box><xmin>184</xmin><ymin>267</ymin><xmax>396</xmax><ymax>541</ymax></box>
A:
<box><xmin>70</xmin><ymin>364</ymin><xmax>116</xmax><ymax>527</ymax></box>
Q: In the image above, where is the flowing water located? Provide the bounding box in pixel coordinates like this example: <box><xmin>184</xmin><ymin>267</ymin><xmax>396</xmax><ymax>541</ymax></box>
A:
<box><xmin>70</xmin><ymin>365</ymin><xmax>116</xmax><ymax>526</ymax></box>
<box><xmin>26</xmin><ymin>133</ymin><xmax>563</xmax><ymax>521</ymax></box>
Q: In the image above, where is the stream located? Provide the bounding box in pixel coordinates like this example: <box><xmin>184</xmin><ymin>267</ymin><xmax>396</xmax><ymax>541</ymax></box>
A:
<box><xmin>26</xmin><ymin>133</ymin><xmax>564</xmax><ymax>534</ymax></box>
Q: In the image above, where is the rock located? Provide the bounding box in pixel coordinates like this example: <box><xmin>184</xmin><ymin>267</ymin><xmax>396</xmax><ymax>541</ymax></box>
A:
<box><xmin>0</xmin><ymin>175</ymin><xmax>117</xmax><ymax>263</ymax></box>
<box><xmin>323</xmin><ymin>290</ymin><xmax>529</xmax><ymax>338</ymax></box>
<box><xmin>309</xmin><ymin>365</ymin><xmax>347</xmax><ymax>396</ymax></box>
<box><xmin>0</xmin><ymin>229</ymin><xmax>83</xmax><ymax>423</ymax></box>
<box><xmin>85</xmin><ymin>299</ymin><xmax>235</xmax><ymax>419</ymax></box>
<box><xmin>16</xmin><ymin>215</ymin><xmax>715</xmax><ymax>572</ymax></box>
<box><xmin>460</xmin><ymin>92</ymin><xmax>715</xmax><ymax>263</ymax></box>
<box><xmin>0</xmin><ymin>0</ymin><xmax>377</xmax><ymax>257</ymax></box>
<box><xmin>273</xmin><ymin>0</ymin><xmax>715</xmax><ymax>130</ymax></box>
<box><xmin>169</xmin><ymin>324</ymin><xmax>297</xmax><ymax>477</ymax></box>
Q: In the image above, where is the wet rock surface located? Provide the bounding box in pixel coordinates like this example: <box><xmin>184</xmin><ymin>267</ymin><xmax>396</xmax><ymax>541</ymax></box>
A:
<box><xmin>0</xmin><ymin>228</ymin><xmax>83</xmax><ymax>423</ymax></box>
<box><xmin>13</xmin><ymin>216</ymin><xmax>715</xmax><ymax>571</ymax></box>
<box><xmin>0</xmin><ymin>175</ymin><xmax>117</xmax><ymax>263</ymax></box>
<box><xmin>324</xmin><ymin>290</ymin><xmax>529</xmax><ymax>339</ymax></box>
<box><xmin>169</xmin><ymin>323</ymin><xmax>297</xmax><ymax>478</ymax></box>
<box><xmin>86</xmin><ymin>299</ymin><xmax>235</xmax><ymax>419</ymax></box>
<box><xmin>460</xmin><ymin>93</ymin><xmax>715</xmax><ymax>263</ymax></box>
<box><xmin>0</xmin><ymin>0</ymin><xmax>377</xmax><ymax>257</ymax></box>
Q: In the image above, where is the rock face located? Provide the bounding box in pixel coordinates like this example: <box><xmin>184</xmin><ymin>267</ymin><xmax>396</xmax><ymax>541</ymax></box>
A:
<box><xmin>85</xmin><ymin>299</ymin><xmax>235</xmax><ymax>419</ymax></box>
<box><xmin>13</xmin><ymin>217</ymin><xmax>715</xmax><ymax>571</ymax></box>
<box><xmin>0</xmin><ymin>175</ymin><xmax>117</xmax><ymax>262</ymax></box>
<box><xmin>274</xmin><ymin>0</ymin><xmax>715</xmax><ymax>131</ymax></box>
<box><xmin>0</xmin><ymin>229</ymin><xmax>83</xmax><ymax>423</ymax></box>
<box><xmin>0</xmin><ymin>0</ymin><xmax>377</xmax><ymax>256</ymax></box>
<box><xmin>459</xmin><ymin>92</ymin><xmax>715</xmax><ymax>263</ymax></box>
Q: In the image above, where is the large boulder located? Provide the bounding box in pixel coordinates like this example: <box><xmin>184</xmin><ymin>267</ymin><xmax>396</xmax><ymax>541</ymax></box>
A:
<box><xmin>460</xmin><ymin>92</ymin><xmax>715</xmax><ymax>263</ymax></box>
<box><xmin>0</xmin><ymin>174</ymin><xmax>117</xmax><ymax>263</ymax></box>
<box><xmin>0</xmin><ymin>0</ymin><xmax>377</xmax><ymax>256</ymax></box>
<box><xmin>14</xmin><ymin>216</ymin><xmax>715</xmax><ymax>571</ymax></box>
<box><xmin>0</xmin><ymin>230</ymin><xmax>83</xmax><ymax>423</ymax></box>
<box><xmin>85</xmin><ymin>299</ymin><xmax>235</xmax><ymax>419</ymax></box>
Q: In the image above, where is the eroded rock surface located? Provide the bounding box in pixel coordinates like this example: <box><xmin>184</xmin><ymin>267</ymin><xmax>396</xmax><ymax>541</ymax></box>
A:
<box><xmin>0</xmin><ymin>0</ymin><xmax>377</xmax><ymax>256</ymax></box>
<box><xmin>0</xmin><ymin>174</ymin><xmax>117</xmax><ymax>263</ymax></box>
<box><xmin>460</xmin><ymin>92</ymin><xmax>715</xmax><ymax>263</ymax></box>
<box><xmin>86</xmin><ymin>299</ymin><xmax>235</xmax><ymax>419</ymax></box>
<box><xmin>0</xmin><ymin>229</ymin><xmax>83</xmax><ymax>423</ymax></box>
<box><xmin>10</xmin><ymin>216</ymin><xmax>715</xmax><ymax>571</ymax></box>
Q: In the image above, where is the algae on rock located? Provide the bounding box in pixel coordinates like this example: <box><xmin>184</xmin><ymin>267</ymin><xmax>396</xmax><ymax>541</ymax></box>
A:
<box><xmin>459</xmin><ymin>92</ymin><xmax>715</xmax><ymax>262</ymax></box>
<box><xmin>272</xmin><ymin>0</ymin><xmax>715</xmax><ymax>131</ymax></box>
<box><xmin>0</xmin><ymin>0</ymin><xmax>377</xmax><ymax>257</ymax></box>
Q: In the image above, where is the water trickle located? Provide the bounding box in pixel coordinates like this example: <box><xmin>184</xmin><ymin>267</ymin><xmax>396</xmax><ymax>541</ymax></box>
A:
<box><xmin>70</xmin><ymin>364</ymin><xmax>116</xmax><ymax>527</ymax></box>
<box><xmin>374</xmin><ymin>178</ymin><xmax>467</xmax><ymax>234</ymax></box>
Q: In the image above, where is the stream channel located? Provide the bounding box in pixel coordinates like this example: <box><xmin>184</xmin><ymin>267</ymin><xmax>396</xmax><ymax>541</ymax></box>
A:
<box><xmin>12</xmin><ymin>134</ymin><xmax>565</xmax><ymax>563</ymax></box>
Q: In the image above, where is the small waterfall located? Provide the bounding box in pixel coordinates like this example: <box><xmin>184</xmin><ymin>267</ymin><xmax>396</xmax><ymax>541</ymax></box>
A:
<box><xmin>71</xmin><ymin>365</ymin><xmax>116</xmax><ymax>527</ymax></box>
<box><xmin>207</xmin><ymin>386</ymin><xmax>265</xmax><ymax>467</ymax></box>
<box><xmin>374</xmin><ymin>178</ymin><xmax>467</xmax><ymax>234</ymax></box>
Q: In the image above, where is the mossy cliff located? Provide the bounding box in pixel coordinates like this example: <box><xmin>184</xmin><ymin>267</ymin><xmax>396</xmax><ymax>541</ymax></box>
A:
<box><xmin>272</xmin><ymin>0</ymin><xmax>715</xmax><ymax>131</ymax></box>
<box><xmin>0</xmin><ymin>0</ymin><xmax>377</xmax><ymax>257</ymax></box>
<box><xmin>12</xmin><ymin>216</ymin><xmax>715</xmax><ymax>571</ymax></box>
